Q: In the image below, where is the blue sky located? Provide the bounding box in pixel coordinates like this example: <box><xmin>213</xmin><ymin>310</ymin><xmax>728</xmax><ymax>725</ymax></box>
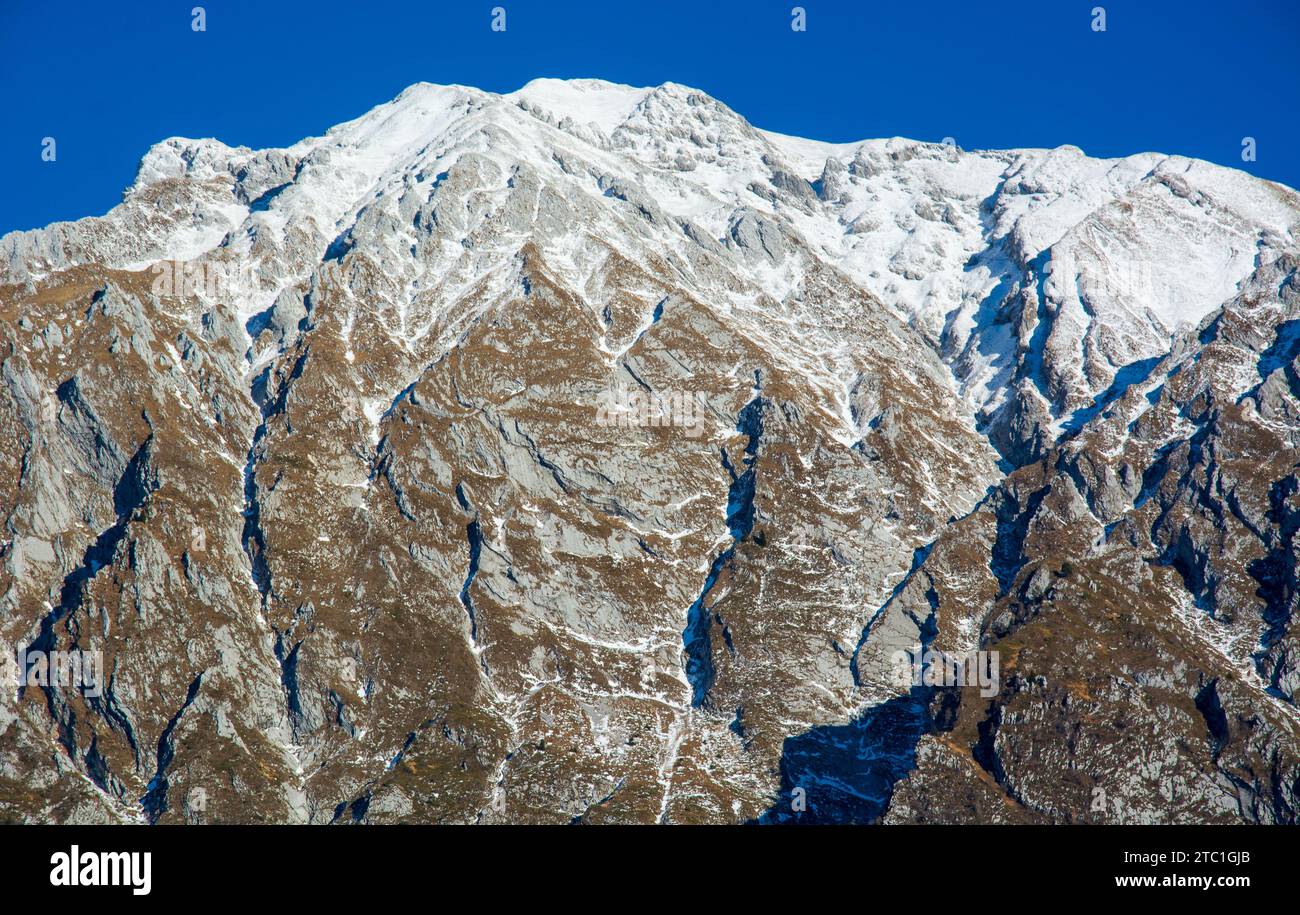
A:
<box><xmin>2</xmin><ymin>0</ymin><xmax>1297</xmax><ymax>234</ymax></box>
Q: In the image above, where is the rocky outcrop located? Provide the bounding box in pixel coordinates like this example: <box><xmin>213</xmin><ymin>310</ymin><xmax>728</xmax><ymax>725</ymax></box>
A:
<box><xmin>1</xmin><ymin>79</ymin><xmax>1297</xmax><ymax>824</ymax></box>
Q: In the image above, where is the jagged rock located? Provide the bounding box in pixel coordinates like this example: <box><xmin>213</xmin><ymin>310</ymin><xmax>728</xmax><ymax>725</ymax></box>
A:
<box><xmin>0</xmin><ymin>78</ymin><xmax>1297</xmax><ymax>824</ymax></box>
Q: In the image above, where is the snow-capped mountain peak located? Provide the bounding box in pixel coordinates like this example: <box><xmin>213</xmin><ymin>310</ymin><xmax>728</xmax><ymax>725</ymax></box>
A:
<box><xmin>4</xmin><ymin>78</ymin><xmax>1300</xmax><ymax>826</ymax></box>
<box><xmin>6</xmin><ymin>77</ymin><xmax>1300</xmax><ymax>463</ymax></box>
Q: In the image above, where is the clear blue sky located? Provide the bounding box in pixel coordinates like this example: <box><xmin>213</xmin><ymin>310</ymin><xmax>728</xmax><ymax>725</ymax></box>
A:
<box><xmin>2</xmin><ymin>0</ymin><xmax>1296</xmax><ymax>235</ymax></box>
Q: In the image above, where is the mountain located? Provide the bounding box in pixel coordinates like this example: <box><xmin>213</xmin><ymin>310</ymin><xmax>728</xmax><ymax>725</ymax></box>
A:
<box><xmin>1</xmin><ymin>78</ymin><xmax>1297</xmax><ymax>824</ymax></box>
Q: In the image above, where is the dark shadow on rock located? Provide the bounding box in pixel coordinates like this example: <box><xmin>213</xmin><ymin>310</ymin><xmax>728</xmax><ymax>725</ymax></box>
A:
<box><xmin>753</xmin><ymin>686</ymin><xmax>931</xmax><ymax>824</ymax></box>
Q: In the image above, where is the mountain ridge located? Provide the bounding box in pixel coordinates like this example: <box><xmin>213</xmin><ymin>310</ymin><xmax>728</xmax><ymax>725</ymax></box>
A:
<box><xmin>1</xmin><ymin>78</ymin><xmax>1298</xmax><ymax>824</ymax></box>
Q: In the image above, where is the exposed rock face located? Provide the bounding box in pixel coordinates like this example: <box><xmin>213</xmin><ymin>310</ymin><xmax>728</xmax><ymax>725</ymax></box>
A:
<box><xmin>1</xmin><ymin>79</ymin><xmax>1297</xmax><ymax>824</ymax></box>
<box><xmin>869</xmin><ymin>252</ymin><xmax>1300</xmax><ymax>825</ymax></box>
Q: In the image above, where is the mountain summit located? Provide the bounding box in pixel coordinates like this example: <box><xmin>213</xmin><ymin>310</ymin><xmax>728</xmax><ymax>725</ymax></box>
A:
<box><xmin>2</xmin><ymin>79</ymin><xmax>1298</xmax><ymax>823</ymax></box>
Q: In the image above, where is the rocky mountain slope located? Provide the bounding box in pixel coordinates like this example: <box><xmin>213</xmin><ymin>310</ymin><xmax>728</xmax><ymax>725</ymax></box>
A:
<box><xmin>1</xmin><ymin>78</ymin><xmax>1297</xmax><ymax>823</ymax></box>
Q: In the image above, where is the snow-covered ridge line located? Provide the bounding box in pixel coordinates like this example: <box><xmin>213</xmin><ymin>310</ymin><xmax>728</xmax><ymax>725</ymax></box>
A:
<box><xmin>3</xmin><ymin>77</ymin><xmax>1298</xmax><ymax>469</ymax></box>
